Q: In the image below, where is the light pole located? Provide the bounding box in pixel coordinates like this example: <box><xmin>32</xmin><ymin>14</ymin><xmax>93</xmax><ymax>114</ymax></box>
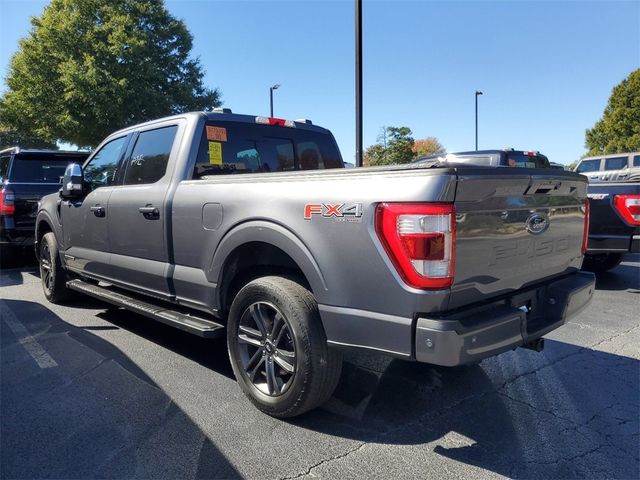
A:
<box><xmin>475</xmin><ymin>90</ymin><xmax>483</xmax><ymax>151</ymax></box>
<box><xmin>355</xmin><ymin>0</ymin><xmax>363</xmax><ymax>167</ymax></box>
<box><xmin>270</xmin><ymin>84</ymin><xmax>280</xmax><ymax>117</ymax></box>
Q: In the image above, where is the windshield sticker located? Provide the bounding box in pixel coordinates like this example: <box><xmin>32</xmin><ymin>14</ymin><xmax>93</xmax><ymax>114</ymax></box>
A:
<box><xmin>208</xmin><ymin>141</ymin><xmax>223</xmax><ymax>165</ymax></box>
<box><xmin>206</xmin><ymin>126</ymin><xmax>227</xmax><ymax>142</ymax></box>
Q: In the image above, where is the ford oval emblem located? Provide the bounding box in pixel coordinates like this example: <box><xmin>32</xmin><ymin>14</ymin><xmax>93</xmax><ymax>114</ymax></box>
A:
<box><xmin>525</xmin><ymin>213</ymin><xmax>549</xmax><ymax>235</ymax></box>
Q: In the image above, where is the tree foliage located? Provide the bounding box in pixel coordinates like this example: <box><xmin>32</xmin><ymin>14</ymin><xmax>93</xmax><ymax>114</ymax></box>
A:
<box><xmin>0</xmin><ymin>0</ymin><xmax>220</xmax><ymax>147</ymax></box>
<box><xmin>585</xmin><ymin>69</ymin><xmax>640</xmax><ymax>156</ymax></box>
<box><xmin>364</xmin><ymin>126</ymin><xmax>445</xmax><ymax>166</ymax></box>
<box><xmin>364</xmin><ymin>126</ymin><xmax>416</xmax><ymax>166</ymax></box>
<box><xmin>0</xmin><ymin>124</ymin><xmax>57</xmax><ymax>150</ymax></box>
<box><xmin>412</xmin><ymin>137</ymin><xmax>445</xmax><ymax>158</ymax></box>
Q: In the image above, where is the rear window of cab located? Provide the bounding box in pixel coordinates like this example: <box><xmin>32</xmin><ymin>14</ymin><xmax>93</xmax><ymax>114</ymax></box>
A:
<box><xmin>191</xmin><ymin>122</ymin><xmax>343</xmax><ymax>179</ymax></box>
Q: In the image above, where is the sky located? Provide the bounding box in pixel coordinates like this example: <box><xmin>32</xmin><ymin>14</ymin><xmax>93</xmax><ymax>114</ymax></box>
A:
<box><xmin>0</xmin><ymin>0</ymin><xmax>639</xmax><ymax>165</ymax></box>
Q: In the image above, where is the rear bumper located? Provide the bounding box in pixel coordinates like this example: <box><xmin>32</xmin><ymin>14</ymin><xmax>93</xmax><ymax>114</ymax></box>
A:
<box><xmin>414</xmin><ymin>271</ymin><xmax>595</xmax><ymax>366</ymax></box>
<box><xmin>0</xmin><ymin>218</ymin><xmax>35</xmax><ymax>247</ymax></box>
<box><xmin>587</xmin><ymin>233</ymin><xmax>640</xmax><ymax>253</ymax></box>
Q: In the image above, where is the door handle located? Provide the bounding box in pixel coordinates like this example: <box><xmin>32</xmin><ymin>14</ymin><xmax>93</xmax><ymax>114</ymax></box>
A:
<box><xmin>90</xmin><ymin>205</ymin><xmax>105</xmax><ymax>217</ymax></box>
<box><xmin>139</xmin><ymin>205</ymin><xmax>159</xmax><ymax>219</ymax></box>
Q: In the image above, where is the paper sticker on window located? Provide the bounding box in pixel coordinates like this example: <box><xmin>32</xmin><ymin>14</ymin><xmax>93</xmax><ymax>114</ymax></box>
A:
<box><xmin>208</xmin><ymin>142</ymin><xmax>222</xmax><ymax>165</ymax></box>
<box><xmin>206</xmin><ymin>126</ymin><xmax>227</xmax><ymax>142</ymax></box>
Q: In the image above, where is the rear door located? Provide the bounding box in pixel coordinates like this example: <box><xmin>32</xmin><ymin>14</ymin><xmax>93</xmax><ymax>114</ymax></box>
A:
<box><xmin>450</xmin><ymin>169</ymin><xmax>588</xmax><ymax>309</ymax></box>
<box><xmin>107</xmin><ymin>121</ymin><xmax>181</xmax><ymax>298</ymax></box>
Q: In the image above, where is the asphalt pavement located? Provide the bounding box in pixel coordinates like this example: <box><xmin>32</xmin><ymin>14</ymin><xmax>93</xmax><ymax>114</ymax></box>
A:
<box><xmin>1</xmin><ymin>254</ymin><xmax>638</xmax><ymax>479</ymax></box>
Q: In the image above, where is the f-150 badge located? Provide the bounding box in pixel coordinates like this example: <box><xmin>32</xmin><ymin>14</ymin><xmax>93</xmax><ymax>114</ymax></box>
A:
<box><xmin>304</xmin><ymin>203</ymin><xmax>363</xmax><ymax>222</ymax></box>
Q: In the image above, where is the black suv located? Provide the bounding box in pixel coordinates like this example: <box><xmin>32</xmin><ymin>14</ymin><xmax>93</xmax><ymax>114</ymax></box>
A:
<box><xmin>414</xmin><ymin>148</ymin><xmax>551</xmax><ymax>168</ymax></box>
<box><xmin>1</xmin><ymin>147</ymin><xmax>89</xmax><ymax>255</ymax></box>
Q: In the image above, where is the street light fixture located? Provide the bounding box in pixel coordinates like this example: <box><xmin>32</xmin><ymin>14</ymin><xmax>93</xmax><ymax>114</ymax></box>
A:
<box><xmin>270</xmin><ymin>84</ymin><xmax>281</xmax><ymax>117</ymax></box>
<box><xmin>475</xmin><ymin>90</ymin><xmax>483</xmax><ymax>151</ymax></box>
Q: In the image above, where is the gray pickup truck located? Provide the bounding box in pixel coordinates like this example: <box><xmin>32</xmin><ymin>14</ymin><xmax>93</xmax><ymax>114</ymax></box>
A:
<box><xmin>36</xmin><ymin>110</ymin><xmax>595</xmax><ymax>417</ymax></box>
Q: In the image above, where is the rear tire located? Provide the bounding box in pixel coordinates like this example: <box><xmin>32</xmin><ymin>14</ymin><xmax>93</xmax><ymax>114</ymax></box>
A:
<box><xmin>227</xmin><ymin>276</ymin><xmax>342</xmax><ymax>418</ymax></box>
<box><xmin>582</xmin><ymin>253</ymin><xmax>624</xmax><ymax>274</ymax></box>
<box><xmin>39</xmin><ymin>232</ymin><xmax>72</xmax><ymax>303</ymax></box>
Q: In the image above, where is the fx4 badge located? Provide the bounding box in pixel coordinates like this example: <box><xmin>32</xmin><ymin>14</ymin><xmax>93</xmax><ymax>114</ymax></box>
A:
<box><xmin>304</xmin><ymin>203</ymin><xmax>363</xmax><ymax>222</ymax></box>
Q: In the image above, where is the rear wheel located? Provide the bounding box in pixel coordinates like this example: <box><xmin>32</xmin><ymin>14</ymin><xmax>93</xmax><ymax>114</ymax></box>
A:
<box><xmin>227</xmin><ymin>276</ymin><xmax>342</xmax><ymax>417</ymax></box>
<box><xmin>582</xmin><ymin>253</ymin><xmax>624</xmax><ymax>274</ymax></box>
<box><xmin>39</xmin><ymin>232</ymin><xmax>72</xmax><ymax>303</ymax></box>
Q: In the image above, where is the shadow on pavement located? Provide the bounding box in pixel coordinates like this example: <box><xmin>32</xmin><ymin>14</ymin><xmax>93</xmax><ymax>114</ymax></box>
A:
<box><xmin>0</xmin><ymin>299</ymin><xmax>240</xmax><ymax>479</ymax></box>
<box><xmin>63</xmin><ymin>295</ymin><xmax>639</xmax><ymax>479</ymax></box>
<box><xmin>288</xmin><ymin>341</ymin><xmax>639</xmax><ymax>479</ymax></box>
<box><xmin>593</xmin><ymin>254</ymin><xmax>640</xmax><ymax>292</ymax></box>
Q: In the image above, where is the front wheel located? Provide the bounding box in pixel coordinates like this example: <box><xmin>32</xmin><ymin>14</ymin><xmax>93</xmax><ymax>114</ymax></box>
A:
<box><xmin>227</xmin><ymin>276</ymin><xmax>342</xmax><ymax>418</ymax></box>
<box><xmin>39</xmin><ymin>232</ymin><xmax>72</xmax><ymax>303</ymax></box>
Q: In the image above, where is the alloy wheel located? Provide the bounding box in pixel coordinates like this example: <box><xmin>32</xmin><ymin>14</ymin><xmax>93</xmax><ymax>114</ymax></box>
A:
<box><xmin>236</xmin><ymin>302</ymin><xmax>296</xmax><ymax>396</ymax></box>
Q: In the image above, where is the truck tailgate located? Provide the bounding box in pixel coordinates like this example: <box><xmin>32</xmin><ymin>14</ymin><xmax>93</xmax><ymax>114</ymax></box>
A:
<box><xmin>450</xmin><ymin>169</ymin><xmax>588</xmax><ymax>309</ymax></box>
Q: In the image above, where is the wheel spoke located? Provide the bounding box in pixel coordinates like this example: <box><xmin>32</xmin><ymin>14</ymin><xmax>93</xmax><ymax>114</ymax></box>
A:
<box><xmin>271</xmin><ymin>313</ymin><xmax>285</xmax><ymax>342</ymax></box>
<box><xmin>238</xmin><ymin>325</ymin><xmax>263</xmax><ymax>347</ymax></box>
<box><xmin>248</xmin><ymin>356</ymin><xmax>265</xmax><ymax>381</ymax></box>
<box><xmin>273</xmin><ymin>351</ymin><xmax>294</xmax><ymax>373</ymax></box>
<box><xmin>41</xmin><ymin>260</ymin><xmax>51</xmax><ymax>271</ymax></box>
<box><xmin>265</xmin><ymin>359</ymin><xmax>280</xmax><ymax>395</ymax></box>
<box><xmin>245</xmin><ymin>347</ymin><xmax>264</xmax><ymax>373</ymax></box>
<box><xmin>250</xmin><ymin>304</ymin><xmax>270</xmax><ymax>337</ymax></box>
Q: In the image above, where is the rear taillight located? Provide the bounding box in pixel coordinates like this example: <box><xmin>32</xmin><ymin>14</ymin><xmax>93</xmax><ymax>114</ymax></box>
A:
<box><xmin>0</xmin><ymin>188</ymin><xmax>15</xmax><ymax>215</ymax></box>
<box><xmin>376</xmin><ymin>203</ymin><xmax>455</xmax><ymax>289</ymax></box>
<box><xmin>613</xmin><ymin>194</ymin><xmax>640</xmax><ymax>226</ymax></box>
<box><xmin>582</xmin><ymin>198</ymin><xmax>590</xmax><ymax>255</ymax></box>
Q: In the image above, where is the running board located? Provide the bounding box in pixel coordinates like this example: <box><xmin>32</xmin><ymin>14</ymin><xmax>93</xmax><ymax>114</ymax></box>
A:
<box><xmin>67</xmin><ymin>279</ymin><xmax>225</xmax><ymax>338</ymax></box>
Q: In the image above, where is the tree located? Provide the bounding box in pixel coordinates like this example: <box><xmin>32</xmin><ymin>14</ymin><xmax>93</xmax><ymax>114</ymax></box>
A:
<box><xmin>0</xmin><ymin>125</ymin><xmax>57</xmax><ymax>150</ymax></box>
<box><xmin>585</xmin><ymin>69</ymin><xmax>640</xmax><ymax>156</ymax></box>
<box><xmin>364</xmin><ymin>126</ymin><xmax>415</xmax><ymax>166</ymax></box>
<box><xmin>0</xmin><ymin>0</ymin><xmax>220</xmax><ymax>148</ymax></box>
<box><xmin>412</xmin><ymin>137</ymin><xmax>445</xmax><ymax>158</ymax></box>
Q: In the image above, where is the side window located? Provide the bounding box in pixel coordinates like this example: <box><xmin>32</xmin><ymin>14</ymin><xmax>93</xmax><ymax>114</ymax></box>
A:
<box><xmin>0</xmin><ymin>156</ymin><xmax>10</xmax><ymax>182</ymax></box>
<box><xmin>124</xmin><ymin>126</ymin><xmax>177</xmax><ymax>185</ymax></box>
<box><xmin>83</xmin><ymin>137</ymin><xmax>127</xmax><ymax>190</ymax></box>
<box><xmin>633</xmin><ymin>155</ymin><xmax>640</xmax><ymax>167</ymax></box>
<box><xmin>604</xmin><ymin>156</ymin><xmax>628</xmax><ymax>171</ymax></box>
<box><xmin>576</xmin><ymin>159</ymin><xmax>600</xmax><ymax>173</ymax></box>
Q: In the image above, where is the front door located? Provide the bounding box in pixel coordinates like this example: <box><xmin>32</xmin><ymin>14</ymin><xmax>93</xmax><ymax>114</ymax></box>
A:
<box><xmin>62</xmin><ymin>136</ymin><xmax>129</xmax><ymax>279</ymax></box>
<box><xmin>107</xmin><ymin>123</ymin><xmax>179</xmax><ymax>298</ymax></box>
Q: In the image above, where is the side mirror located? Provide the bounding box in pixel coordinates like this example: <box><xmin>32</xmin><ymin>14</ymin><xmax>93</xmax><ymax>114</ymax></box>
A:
<box><xmin>61</xmin><ymin>163</ymin><xmax>84</xmax><ymax>199</ymax></box>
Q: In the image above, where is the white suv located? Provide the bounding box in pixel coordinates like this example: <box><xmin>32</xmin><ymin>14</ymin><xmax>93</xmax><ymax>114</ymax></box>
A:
<box><xmin>575</xmin><ymin>152</ymin><xmax>640</xmax><ymax>182</ymax></box>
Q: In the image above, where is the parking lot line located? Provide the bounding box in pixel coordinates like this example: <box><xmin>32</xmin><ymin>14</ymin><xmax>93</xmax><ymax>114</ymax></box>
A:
<box><xmin>1</xmin><ymin>301</ymin><xmax>58</xmax><ymax>369</ymax></box>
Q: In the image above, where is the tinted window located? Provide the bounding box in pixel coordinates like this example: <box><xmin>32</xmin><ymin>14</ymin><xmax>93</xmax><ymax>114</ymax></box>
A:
<box><xmin>192</xmin><ymin>122</ymin><xmax>342</xmax><ymax>179</ymax></box>
<box><xmin>634</xmin><ymin>155</ymin><xmax>640</xmax><ymax>167</ymax></box>
<box><xmin>84</xmin><ymin>137</ymin><xmax>127</xmax><ymax>190</ymax></box>
<box><xmin>124</xmin><ymin>126</ymin><xmax>177</xmax><ymax>185</ymax></box>
<box><xmin>505</xmin><ymin>153</ymin><xmax>550</xmax><ymax>168</ymax></box>
<box><xmin>0</xmin><ymin>156</ymin><xmax>9</xmax><ymax>182</ymax></box>
<box><xmin>604</xmin><ymin>156</ymin><xmax>628</xmax><ymax>171</ymax></box>
<box><xmin>576</xmin><ymin>159</ymin><xmax>600</xmax><ymax>173</ymax></box>
<box><xmin>10</xmin><ymin>155</ymin><xmax>79</xmax><ymax>183</ymax></box>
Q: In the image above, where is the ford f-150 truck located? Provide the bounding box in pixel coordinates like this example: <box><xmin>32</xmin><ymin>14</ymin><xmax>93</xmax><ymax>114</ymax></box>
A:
<box><xmin>583</xmin><ymin>181</ymin><xmax>640</xmax><ymax>273</ymax></box>
<box><xmin>35</xmin><ymin>110</ymin><xmax>595</xmax><ymax>417</ymax></box>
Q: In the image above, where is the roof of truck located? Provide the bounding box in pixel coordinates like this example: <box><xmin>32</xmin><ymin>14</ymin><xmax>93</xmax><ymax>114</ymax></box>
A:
<box><xmin>0</xmin><ymin>147</ymin><xmax>89</xmax><ymax>157</ymax></box>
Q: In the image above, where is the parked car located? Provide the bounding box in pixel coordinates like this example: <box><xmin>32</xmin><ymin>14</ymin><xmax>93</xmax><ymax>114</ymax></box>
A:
<box><xmin>414</xmin><ymin>148</ymin><xmax>551</xmax><ymax>168</ymax></box>
<box><xmin>36</xmin><ymin>111</ymin><xmax>594</xmax><ymax>417</ymax></box>
<box><xmin>0</xmin><ymin>147</ymin><xmax>89</xmax><ymax>256</ymax></box>
<box><xmin>583</xmin><ymin>180</ymin><xmax>640</xmax><ymax>273</ymax></box>
<box><xmin>574</xmin><ymin>152</ymin><xmax>640</xmax><ymax>183</ymax></box>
